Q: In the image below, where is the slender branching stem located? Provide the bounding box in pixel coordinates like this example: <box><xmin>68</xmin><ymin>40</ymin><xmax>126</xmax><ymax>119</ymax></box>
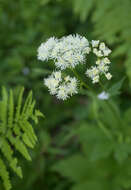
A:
<box><xmin>71</xmin><ymin>69</ymin><xmax>112</xmax><ymax>139</ymax></box>
<box><xmin>71</xmin><ymin>68</ymin><xmax>92</xmax><ymax>90</ymax></box>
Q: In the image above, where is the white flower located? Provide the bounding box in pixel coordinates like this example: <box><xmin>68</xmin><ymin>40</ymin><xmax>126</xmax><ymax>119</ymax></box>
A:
<box><xmin>91</xmin><ymin>40</ymin><xmax>99</xmax><ymax>47</ymax></box>
<box><xmin>67</xmin><ymin>77</ymin><xmax>78</xmax><ymax>95</ymax></box>
<box><xmin>86</xmin><ymin>66</ymin><xmax>99</xmax><ymax>81</ymax></box>
<box><xmin>37</xmin><ymin>37</ymin><xmax>58</xmax><ymax>61</ymax></box>
<box><xmin>92</xmin><ymin>75</ymin><xmax>99</xmax><ymax>83</ymax></box>
<box><xmin>103</xmin><ymin>57</ymin><xmax>111</xmax><ymax>64</ymax></box>
<box><xmin>38</xmin><ymin>34</ymin><xmax>90</xmax><ymax>70</ymax></box>
<box><xmin>64</xmin><ymin>76</ymin><xmax>71</xmax><ymax>82</ymax></box>
<box><xmin>93</xmin><ymin>48</ymin><xmax>103</xmax><ymax>57</ymax></box>
<box><xmin>75</xmin><ymin>53</ymin><xmax>85</xmax><ymax>62</ymax></box>
<box><xmin>83</xmin><ymin>47</ymin><xmax>91</xmax><ymax>54</ymax></box>
<box><xmin>53</xmin><ymin>71</ymin><xmax>62</xmax><ymax>81</ymax></box>
<box><xmin>103</xmin><ymin>48</ymin><xmax>111</xmax><ymax>56</ymax></box>
<box><xmin>97</xmin><ymin>50</ymin><xmax>103</xmax><ymax>57</ymax></box>
<box><xmin>93</xmin><ymin>48</ymin><xmax>98</xmax><ymax>55</ymax></box>
<box><xmin>92</xmin><ymin>67</ymin><xmax>99</xmax><ymax>75</ymax></box>
<box><xmin>44</xmin><ymin>78</ymin><xmax>59</xmax><ymax>89</ymax></box>
<box><xmin>99</xmin><ymin>42</ymin><xmax>111</xmax><ymax>56</ymax></box>
<box><xmin>57</xmin><ymin>85</ymin><xmax>69</xmax><ymax>100</ymax></box>
<box><xmin>55</xmin><ymin>58</ymin><xmax>68</xmax><ymax>70</ymax></box>
<box><xmin>49</xmin><ymin>86</ymin><xmax>58</xmax><ymax>95</ymax></box>
<box><xmin>99</xmin><ymin>42</ymin><xmax>106</xmax><ymax>51</ymax></box>
<box><xmin>53</xmin><ymin>34</ymin><xmax>90</xmax><ymax>70</ymax></box>
<box><xmin>105</xmin><ymin>73</ymin><xmax>112</xmax><ymax>80</ymax></box>
<box><xmin>96</xmin><ymin>59</ymin><xmax>101</xmax><ymax>65</ymax></box>
<box><xmin>98</xmin><ymin>62</ymin><xmax>109</xmax><ymax>73</ymax></box>
<box><xmin>38</xmin><ymin>34</ymin><xmax>113</xmax><ymax>89</ymax></box>
<box><xmin>98</xmin><ymin>91</ymin><xmax>109</xmax><ymax>100</ymax></box>
<box><xmin>86</xmin><ymin>39</ymin><xmax>112</xmax><ymax>83</ymax></box>
<box><xmin>44</xmin><ymin>76</ymin><xmax>59</xmax><ymax>95</ymax></box>
<box><xmin>44</xmin><ymin>71</ymin><xmax>78</xmax><ymax>100</ymax></box>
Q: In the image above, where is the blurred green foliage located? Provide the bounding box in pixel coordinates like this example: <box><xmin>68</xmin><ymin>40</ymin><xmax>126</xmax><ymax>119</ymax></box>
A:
<box><xmin>0</xmin><ymin>0</ymin><xmax>131</xmax><ymax>190</ymax></box>
<box><xmin>0</xmin><ymin>87</ymin><xmax>43</xmax><ymax>190</ymax></box>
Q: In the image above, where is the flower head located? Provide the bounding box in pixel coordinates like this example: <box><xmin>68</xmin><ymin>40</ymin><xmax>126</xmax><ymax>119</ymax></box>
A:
<box><xmin>57</xmin><ymin>85</ymin><xmax>69</xmax><ymax>100</ymax></box>
<box><xmin>37</xmin><ymin>37</ymin><xmax>58</xmax><ymax>61</ymax></box>
<box><xmin>86</xmin><ymin>67</ymin><xmax>100</xmax><ymax>83</ymax></box>
<box><xmin>86</xmin><ymin>40</ymin><xmax>112</xmax><ymax>83</ymax></box>
<box><xmin>44</xmin><ymin>71</ymin><xmax>78</xmax><ymax>100</ymax></box>
<box><xmin>38</xmin><ymin>34</ymin><xmax>90</xmax><ymax>70</ymax></box>
<box><xmin>38</xmin><ymin>35</ymin><xmax>113</xmax><ymax>100</ymax></box>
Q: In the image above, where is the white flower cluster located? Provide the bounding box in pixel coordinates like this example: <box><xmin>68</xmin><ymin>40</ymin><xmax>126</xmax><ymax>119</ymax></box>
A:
<box><xmin>37</xmin><ymin>34</ymin><xmax>90</xmax><ymax>70</ymax></box>
<box><xmin>44</xmin><ymin>71</ymin><xmax>78</xmax><ymax>100</ymax></box>
<box><xmin>37</xmin><ymin>35</ymin><xmax>112</xmax><ymax>100</ymax></box>
<box><xmin>86</xmin><ymin>40</ymin><xmax>112</xmax><ymax>83</ymax></box>
<box><xmin>37</xmin><ymin>37</ymin><xmax>58</xmax><ymax>61</ymax></box>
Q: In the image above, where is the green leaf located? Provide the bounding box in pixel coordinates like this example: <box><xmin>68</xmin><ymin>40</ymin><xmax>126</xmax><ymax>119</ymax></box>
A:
<box><xmin>114</xmin><ymin>143</ymin><xmax>131</xmax><ymax>163</ymax></box>
<box><xmin>53</xmin><ymin>154</ymin><xmax>89</xmax><ymax>182</ymax></box>
<box><xmin>89</xmin><ymin>141</ymin><xmax>114</xmax><ymax>161</ymax></box>
<box><xmin>108</xmin><ymin>77</ymin><xmax>125</xmax><ymax>96</ymax></box>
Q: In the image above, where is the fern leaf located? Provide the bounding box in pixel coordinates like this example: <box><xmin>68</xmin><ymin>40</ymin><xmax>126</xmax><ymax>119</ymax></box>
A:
<box><xmin>22</xmin><ymin>100</ymin><xmax>36</xmax><ymax>120</ymax></box>
<box><xmin>1</xmin><ymin>138</ymin><xmax>22</xmax><ymax>178</ymax></box>
<box><xmin>0</xmin><ymin>158</ymin><xmax>11</xmax><ymax>190</ymax></box>
<box><xmin>15</xmin><ymin>139</ymin><xmax>32</xmax><ymax>161</ymax></box>
<box><xmin>1</xmin><ymin>87</ymin><xmax>8</xmax><ymax>134</ymax></box>
<box><xmin>22</xmin><ymin>133</ymin><xmax>34</xmax><ymax>148</ymax></box>
<box><xmin>21</xmin><ymin>90</ymin><xmax>32</xmax><ymax>116</ymax></box>
<box><xmin>8</xmin><ymin>90</ymin><xmax>14</xmax><ymax>129</ymax></box>
<box><xmin>7</xmin><ymin>130</ymin><xmax>31</xmax><ymax>161</ymax></box>
<box><xmin>0</xmin><ymin>87</ymin><xmax>43</xmax><ymax>190</ymax></box>
<box><xmin>19</xmin><ymin>120</ymin><xmax>37</xmax><ymax>145</ymax></box>
<box><xmin>15</xmin><ymin>87</ymin><xmax>24</xmax><ymax>122</ymax></box>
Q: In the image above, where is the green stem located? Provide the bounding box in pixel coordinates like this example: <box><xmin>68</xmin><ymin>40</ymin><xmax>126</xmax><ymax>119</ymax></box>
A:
<box><xmin>99</xmin><ymin>81</ymin><xmax>106</xmax><ymax>91</ymax></box>
<box><xmin>98</xmin><ymin>120</ymin><xmax>112</xmax><ymax>139</ymax></box>
<box><xmin>99</xmin><ymin>81</ymin><xmax>119</xmax><ymax>118</ymax></box>
<box><xmin>93</xmin><ymin>100</ymin><xmax>112</xmax><ymax>139</ymax></box>
<box><xmin>99</xmin><ymin>80</ymin><xmax>124</xmax><ymax>136</ymax></box>
<box><xmin>71</xmin><ymin>69</ymin><xmax>92</xmax><ymax>90</ymax></box>
<box><xmin>71</xmin><ymin>69</ymin><xmax>112</xmax><ymax>139</ymax></box>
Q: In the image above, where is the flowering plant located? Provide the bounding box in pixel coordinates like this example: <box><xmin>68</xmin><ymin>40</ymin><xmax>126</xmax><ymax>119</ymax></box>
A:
<box><xmin>36</xmin><ymin>35</ymin><xmax>129</xmax><ymax>190</ymax></box>
<box><xmin>37</xmin><ymin>34</ymin><xmax>112</xmax><ymax>100</ymax></box>
<box><xmin>37</xmin><ymin>33</ymin><xmax>126</xmax><ymax>147</ymax></box>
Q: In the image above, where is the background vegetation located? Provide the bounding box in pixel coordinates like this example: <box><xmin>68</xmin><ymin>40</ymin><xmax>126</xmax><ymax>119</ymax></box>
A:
<box><xmin>0</xmin><ymin>0</ymin><xmax>131</xmax><ymax>189</ymax></box>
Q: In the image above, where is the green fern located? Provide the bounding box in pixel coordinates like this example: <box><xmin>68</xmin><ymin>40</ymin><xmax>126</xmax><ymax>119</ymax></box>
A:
<box><xmin>0</xmin><ymin>87</ymin><xmax>44</xmax><ymax>190</ymax></box>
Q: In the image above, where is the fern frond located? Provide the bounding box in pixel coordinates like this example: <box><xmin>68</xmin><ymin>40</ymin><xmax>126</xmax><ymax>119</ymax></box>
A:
<box><xmin>15</xmin><ymin>87</ymin><xmax>24</xmax><ymax>122</ymax></box>
<box><xmin>8</xmin><ymin>90</ymin><xmax>14</xmax><ymax>129</ymax></box>
<box><xmin>19</xmin><ymin>120</ymin><xmax>37</xmax><ymax>146</ymax></box>
<box><xmin>1</xmin><ymin>87</ymin><xmax>8</xmax><ymax>134</ymax></box>
<box><xmin>21</xmin><ymin>90</ymin><xmax>32</xmax><ymax>116</ymax></box>
<box><xmin>22</xmin><ymin>100</ymin><xmax>36</xmax><ymax>120</ymax></box>
<box><xmin>0</xmin><ymin>158</ymin><xmax>11</xmax><ymax>190</ymax></box>
<box><xmin>1</xmin><ymin>138</ymin><xmax>22</xmax><ymax>178</ymax></box>
<box><xmin>6</xmin><ymin>130</ymin><xmax>31</xmax><ymax>161</ymax></box>
<box><xmin>0</xmin><ymin>87</ymin><xmax>44</xmax><ymax>190</ymax></box>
